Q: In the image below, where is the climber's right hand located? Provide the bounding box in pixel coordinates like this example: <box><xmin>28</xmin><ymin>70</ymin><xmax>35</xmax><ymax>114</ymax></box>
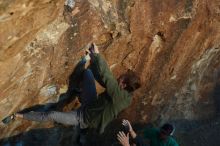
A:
<box><xmin>92</xmin><ymin>43</ymin><xmax>99</xmax><ymax>54</ymax></box>
<box><xmin>122</xmin><ymin>119</ymin><xmax>133</xmax><ymax>132</ymax></box>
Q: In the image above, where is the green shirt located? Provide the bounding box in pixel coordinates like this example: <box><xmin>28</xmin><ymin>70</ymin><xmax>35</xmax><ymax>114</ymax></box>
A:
<box><xmin>83</xmin><ymin>54</ymin><xmax>132</xmax><ymax>134</ymax></box>
<box><xmin>144</xmin><ymin>128</ymin><xmax>179</xmax><ymax>146</ymax></box>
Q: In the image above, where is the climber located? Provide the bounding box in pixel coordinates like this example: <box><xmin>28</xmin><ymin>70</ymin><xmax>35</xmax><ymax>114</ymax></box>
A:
<box><xmin>117</xmin><ymin>120</ymin><xmax>179</xmax><ymax>146</ymax></box>
<box><xmin>5</xmin><ymin>43</ymin><xmax>141</xmax><ymax>135</ymax></box>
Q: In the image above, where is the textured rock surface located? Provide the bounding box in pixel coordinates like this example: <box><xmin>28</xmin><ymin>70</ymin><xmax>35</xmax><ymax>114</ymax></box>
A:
<box><xmin>0</xmin><ymin>0</ymin><xmax>220</xmax><ymax>145</ymax></box>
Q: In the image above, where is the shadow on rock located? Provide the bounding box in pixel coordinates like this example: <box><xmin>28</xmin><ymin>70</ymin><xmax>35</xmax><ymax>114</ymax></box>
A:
<box><xmin>0</xmin><ymin>119</ymin><xmax>152</xmax><ymax>146</ymax></box>
<box><xmin>0</xmin><ymin>126</ymin><xmax>80</xmax><ymax>146</ymax></box>
<box><xmin>1</xmin><ymin>117</ymin><xmax>220</xmax><ymax>146</ymax></box>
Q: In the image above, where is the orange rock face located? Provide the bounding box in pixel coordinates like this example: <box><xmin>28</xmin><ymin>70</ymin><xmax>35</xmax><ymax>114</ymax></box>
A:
<box><xmin>0</xmin><ymin>0</ymin><xmax>220</xmax><ymax>143</ymax></box>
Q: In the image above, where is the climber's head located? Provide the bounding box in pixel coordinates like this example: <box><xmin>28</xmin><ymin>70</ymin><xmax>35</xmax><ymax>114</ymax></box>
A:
<box><xmin>118</xmin><ymin>70</ymin><xmax>141</xmax><ymax>93</ymax></box>
<box><xmin>159</xmin><ymin>123</ymin><xmax>175</xmax><ymax>140</ymax></box>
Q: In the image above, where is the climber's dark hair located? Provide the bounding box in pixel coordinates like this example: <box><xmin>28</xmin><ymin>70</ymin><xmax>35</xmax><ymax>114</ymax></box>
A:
<box><xmin>160</xmin><ymin>123</ymin><xmax>175</xmax><ymax>136</ymax></box>
<box><xmin>119</xmin><ymin>70</ymin><xmax>141</xmax><ymax>93</ymax></box>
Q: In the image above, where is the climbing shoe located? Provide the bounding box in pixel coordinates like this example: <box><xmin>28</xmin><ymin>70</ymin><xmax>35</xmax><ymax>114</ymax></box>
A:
<box><xmin>2</xmin><ymin>114</ymin><xmax>15</xmax><ymax>124</ymax></box>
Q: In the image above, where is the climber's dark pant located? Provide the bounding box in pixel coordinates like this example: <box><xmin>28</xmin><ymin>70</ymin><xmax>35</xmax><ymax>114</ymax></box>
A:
<box><xmin>23</xmin><ymin>69</ymin><xmax>97</xmax><ymax>127</ymax></box>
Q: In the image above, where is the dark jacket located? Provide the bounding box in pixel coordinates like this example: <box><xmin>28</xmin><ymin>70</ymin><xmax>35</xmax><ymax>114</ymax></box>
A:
<box><xmin>133</xmin><ymin>136</ymin><xmax>147</xmax><ymax>146</ymax></box>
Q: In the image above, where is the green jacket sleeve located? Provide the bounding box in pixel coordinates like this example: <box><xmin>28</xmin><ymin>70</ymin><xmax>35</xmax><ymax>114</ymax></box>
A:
<box><xmin>174</xmin><ymin>142</ymin><xmax>179</xmax><ymax>146</ymax></box>
<box><xmin>91</xmin><ymin>53</ymin><xmax>126</xmax><ymax>104</ymax></box>
<box><xmin>170</xmin><ymin>138</ymin><xmax>179</xmax><ymax>146</ymax></box>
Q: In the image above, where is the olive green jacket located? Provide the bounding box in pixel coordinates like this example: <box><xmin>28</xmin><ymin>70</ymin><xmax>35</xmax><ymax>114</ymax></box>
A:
<box><xmin>83</xmin><ymin>54</ymin><xmax>132</xmax><ymax>134</ymax></box>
